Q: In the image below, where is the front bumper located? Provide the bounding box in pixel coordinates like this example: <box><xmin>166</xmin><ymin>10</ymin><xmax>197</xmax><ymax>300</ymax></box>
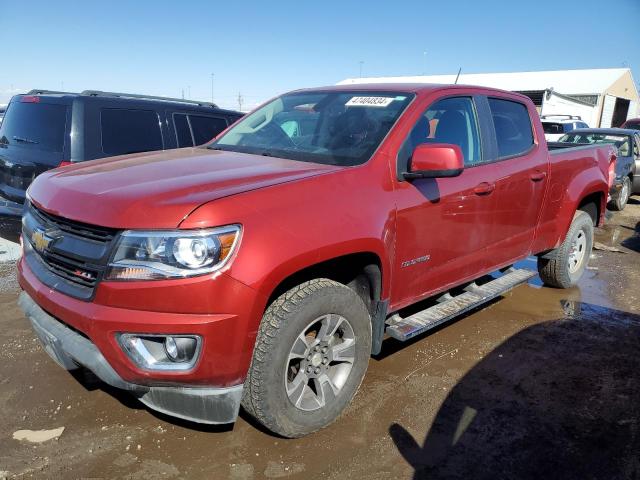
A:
<box><xmin>18</xmin><ymin>290</ymin><xmax>243</xmax><ymax>424</ymax></box>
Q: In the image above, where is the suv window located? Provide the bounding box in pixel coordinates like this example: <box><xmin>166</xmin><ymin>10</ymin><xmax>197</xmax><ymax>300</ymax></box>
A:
<box><xmin>542</xmin><ymin>122</ymin><xmax>564</xmax><ymax>134</ymax></box>
<box><xmin>101</xmin><ymin>109</ymin><xmax>163</xmax><ymax>155</ymax></box>
<box><xmin>407</xmin><ymin>96</ymin><xmax>481</xmax><ymax>166</ymax></box>
<box><xmin>488</xmin><ymin>98</ymin><xmax>534</xmax><ymax>158</ymax></box>
<box><xmin>189</xmin><ymin>116</ymin><xmax>228</xmax><ymax>145</ymax></box>
<box><xmin>174</xmin><ymin>114</ymin><xmax>193</xmax><ymax>148</ymax></box>
<box><xmin>173</xmin><ymin>114</ymin><xmax>229</xmax><ymax>147</ymax></box>
<box><xmin>0</xmin><ymin>102</ymin><xmax>67</xmax><ymax>152</ymax></box>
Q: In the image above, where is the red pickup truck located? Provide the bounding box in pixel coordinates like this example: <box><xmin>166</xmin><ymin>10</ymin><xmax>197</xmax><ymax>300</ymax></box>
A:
<box><xmin>18</xmin><ymin>84</ymin><xmax>615</xmax><ymax>438</ymax></box>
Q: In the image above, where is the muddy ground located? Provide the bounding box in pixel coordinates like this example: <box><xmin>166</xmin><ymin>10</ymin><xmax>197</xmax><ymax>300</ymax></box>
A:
<box><xmin>0</xmin><ymin>200</ymin><xmax>639</xmax><ymax>480</ymax></box>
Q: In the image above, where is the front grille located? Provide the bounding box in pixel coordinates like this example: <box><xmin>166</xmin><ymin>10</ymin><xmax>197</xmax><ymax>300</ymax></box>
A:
<box><xmin>40</xmin><ymin>250</ymin><xmax>100</xmax><ymax>288</ymax></box>
<box><xmin>30</xmin><ymin>204</ymin><xmax>115</xmax><ymax>243</ymax></box>
<box><xmin>24</xmin><ymin>203</ymin><xmax>118</xmax><ymax>299</ymax></box>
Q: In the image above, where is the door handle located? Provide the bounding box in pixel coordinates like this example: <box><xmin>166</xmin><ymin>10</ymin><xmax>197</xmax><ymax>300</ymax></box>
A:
<box><xmin>474</xmin><ymin>182</ymin><xmax>495</xmax><ymax>195</ymax></box>
<box><xmin>530</xmin><ymin>171</ymin><xmax>547</xmax><ymax>182</ymax></box>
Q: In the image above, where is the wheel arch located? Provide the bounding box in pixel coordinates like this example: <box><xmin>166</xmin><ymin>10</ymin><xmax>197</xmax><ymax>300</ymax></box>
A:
<box><xmin>577</xmin><ymin>191</ymin><xmax>604</xmax><ymax>227</ymax></box>
<box><xmin>265</xmin><ymin>251</ymin><xmax>384</xmax><ymax>314</ymax></box>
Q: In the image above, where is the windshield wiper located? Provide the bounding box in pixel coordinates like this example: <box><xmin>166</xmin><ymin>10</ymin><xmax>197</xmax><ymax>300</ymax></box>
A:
<box><xmin>13</xmin><ymin>136</ymin><xmax>39</xmax><ymax>145</ymax></box>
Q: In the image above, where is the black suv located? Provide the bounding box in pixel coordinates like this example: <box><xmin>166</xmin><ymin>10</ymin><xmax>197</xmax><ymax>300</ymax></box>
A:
<box><xmin>0</xmin><ymin>90</ymin><xmax>243</xmax><ymax>230</ymax></box>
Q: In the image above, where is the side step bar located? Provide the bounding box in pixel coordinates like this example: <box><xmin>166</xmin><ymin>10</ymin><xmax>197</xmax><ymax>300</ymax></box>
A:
<box><xmin>385</xmin><ymin>268</ymin><xmax>536</xmax><ymax>341</ymax></box>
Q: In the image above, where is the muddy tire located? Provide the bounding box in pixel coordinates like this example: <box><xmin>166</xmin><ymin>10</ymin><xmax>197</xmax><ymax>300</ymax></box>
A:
<box><xmin>537</xmin><ymin>210</ymin><xmax>593</xmax><ymax>289</ymax></box>
<box><xmin>241</xmin><ymin>279</ymin><xmax>371</xmax><ymax>438</ymax></box>
<box><xmin>608</xmin><ymin>176</ymin><xmax>631</xmax><ymax>211</ymax></box>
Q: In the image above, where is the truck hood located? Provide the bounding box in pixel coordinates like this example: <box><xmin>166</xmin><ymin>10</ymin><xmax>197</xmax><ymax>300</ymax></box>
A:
<box><xmin>28</xmin><ymin>148</ymin><xmax>341</xmax><ymax>229</ymax></box>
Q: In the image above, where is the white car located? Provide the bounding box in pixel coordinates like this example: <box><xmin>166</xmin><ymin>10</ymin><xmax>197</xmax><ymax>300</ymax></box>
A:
<box><xmin>541</xmin><ymin>115</ymin><xmax>589</xmax><ymax>142</ymax></box>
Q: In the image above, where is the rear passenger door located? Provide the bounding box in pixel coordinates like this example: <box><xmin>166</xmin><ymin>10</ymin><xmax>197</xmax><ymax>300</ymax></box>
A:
<box><xmin>483</xmin><ymin>96</ymin><xmax>548</xmax><ymax>265</ymax></box>
<box><xmin>172</xmin><ymin>113</ymin><xmax>229</xmax><ymax>147</ymax></box>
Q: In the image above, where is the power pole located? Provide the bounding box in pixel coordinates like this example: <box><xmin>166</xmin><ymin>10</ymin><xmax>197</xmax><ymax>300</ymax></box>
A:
<box><xmin>211</xmin><ymin>73</ymin><xmax>215</xmax><ymax>103</ymax></box>
<box><xmin>237</xmin><ymin>92</ymin><xmax>244</xmax><ymax>112</ymax></box>
<box><xmin>181</xmin><ymin>88</ymin><xmax>185</xmax><ymax>99</ymax></box>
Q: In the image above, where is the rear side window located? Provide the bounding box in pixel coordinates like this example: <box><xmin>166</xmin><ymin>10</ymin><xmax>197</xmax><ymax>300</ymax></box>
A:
<box><xmin>489</xmin><ymin>99</ymin><xmax>534</xmax><ymax>158</ymax></box>
<box><xmin>0</xmin><ymin>102</ymin><xmax>67</xmax><ymax>152</ymax></box>
<box><xmin>174</xmin><ymin>114</ymin><xmax>193</xmax><ymax>147</ymax></box>
<box><xmin>542</xmin><ymin>122</ymin><xmax>563</xmax><ymax>134</ymax></box>
<box><xmin>101</xmin><ymin>109</ymin><xmax>163</xmax><ymax>156</ymax></box>
<box><xmin>189</xmin><ymin>116</ymin><xmax>228</xmax><ymax>145</ymax></box>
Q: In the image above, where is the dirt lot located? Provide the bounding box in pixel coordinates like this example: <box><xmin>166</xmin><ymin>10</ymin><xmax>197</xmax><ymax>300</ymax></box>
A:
<box><xmin>1</xmin><ymin>199</ymin><xmax>639</xmax><ymax>480</ymax></box>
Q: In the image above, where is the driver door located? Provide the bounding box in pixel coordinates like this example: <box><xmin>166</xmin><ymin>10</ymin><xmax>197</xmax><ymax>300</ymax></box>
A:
<box><xmin>391</xmin><ymin>94</ymin><xmax>499</xmax><ymax>310</ymax></box>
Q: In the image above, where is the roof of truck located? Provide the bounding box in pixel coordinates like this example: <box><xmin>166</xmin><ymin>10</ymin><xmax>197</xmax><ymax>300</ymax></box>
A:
<box><xmin>297</xmin><ymin>82</ymin><xmax>531</xmax><ymax>100</ymax></box>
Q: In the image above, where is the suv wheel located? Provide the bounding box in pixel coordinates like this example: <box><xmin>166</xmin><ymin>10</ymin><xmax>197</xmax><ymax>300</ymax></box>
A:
<box><xmin>537</xmin><ymin>210</ymin><xmax>594</xmax><ymax>288</ymax></box>
<box><xmin>242</xmin><ymin>279</ymin><xmax>372</xmax><ymax>438</ymax></box>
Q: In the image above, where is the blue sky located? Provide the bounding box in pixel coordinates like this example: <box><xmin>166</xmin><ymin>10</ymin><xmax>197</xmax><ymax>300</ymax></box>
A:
<box><xmin>1</xmin><ymin>0</ymin><xmax>638</xmax><ymax>110</ymax></box>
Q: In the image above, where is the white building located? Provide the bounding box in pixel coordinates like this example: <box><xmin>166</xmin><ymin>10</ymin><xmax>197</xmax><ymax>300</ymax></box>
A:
<box><xmin>339</xmin><ymin>68</ymin><xmax>639</xmax><ymax>127</ymax></box>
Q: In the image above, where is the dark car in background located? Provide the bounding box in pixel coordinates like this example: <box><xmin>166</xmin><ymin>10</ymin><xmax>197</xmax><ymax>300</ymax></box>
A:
<box><xmin>0</xmin><ymin>90</ymin><xmax>243</xmax><ymax>231</ymax></box>
<box><xmin>556</xmin><ymin>128</ymin><xmax>640</xmax><ymax>210</ymax></box>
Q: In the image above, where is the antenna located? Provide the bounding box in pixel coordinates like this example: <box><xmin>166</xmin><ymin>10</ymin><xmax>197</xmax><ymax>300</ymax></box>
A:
<box><xmin>454</xmin><ymin>67</ymin><xmax>462</xmax><ymax>85</ymax></box>
<box><xmin>237</xmin><ymin>92</ymin><xmax>244</xmax><ymax>112</ymax></box>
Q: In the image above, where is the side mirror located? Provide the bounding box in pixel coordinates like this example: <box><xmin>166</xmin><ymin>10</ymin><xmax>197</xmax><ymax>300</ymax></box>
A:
<box><xmin>403</xmin><ymin>143</ymin><xmax>464</xmax><ymax>180</ymax></box>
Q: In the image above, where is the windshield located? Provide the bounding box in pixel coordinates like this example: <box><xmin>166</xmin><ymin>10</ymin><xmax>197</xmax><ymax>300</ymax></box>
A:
<box><xmin>210</xmin><ymin>91</ymin><xmax>414</xmax><ymax>166</ymax></box>
<box><xmin>558</xmin><ymin>132</ymin><xmax>631</xmax><ymax>156</ymax></box>
<box><xmin>0</xmin><ymin>101</ymin><xmax>67</xmax><ymax>152</ymax></box>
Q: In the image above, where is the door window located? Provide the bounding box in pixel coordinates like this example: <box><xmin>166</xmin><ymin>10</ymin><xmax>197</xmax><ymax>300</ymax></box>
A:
<box><xmin>101</xmin><ymin>109</ymin><xmax>163</xmax><ymax>155</ymax></box>
<box><xmin>407</xmin><ymin>96</ymin><xmax>481</xmax><ymax>166</ymax></box>
<box><xmin>488</xmin><ymin>98</ymin><xmax>534</xmax><ymax>158</ymax></box>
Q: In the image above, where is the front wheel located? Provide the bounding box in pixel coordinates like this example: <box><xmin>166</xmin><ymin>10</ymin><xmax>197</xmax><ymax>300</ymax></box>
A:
<box><xmin>242</xmin><ymin>279</ymin><xmax>372</xmax><ymax>438</ymax></box>
<box><xmin>537</xmin><ymin>210</ymin><xmax>594</xmax><ymax>288</ymax></box>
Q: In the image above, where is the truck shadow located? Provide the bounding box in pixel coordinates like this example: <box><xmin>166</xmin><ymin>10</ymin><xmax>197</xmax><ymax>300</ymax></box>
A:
<box><xmin>389</xmin><ymin>301</ymin><xmax>640</xmax><ymax>480</ymax></box>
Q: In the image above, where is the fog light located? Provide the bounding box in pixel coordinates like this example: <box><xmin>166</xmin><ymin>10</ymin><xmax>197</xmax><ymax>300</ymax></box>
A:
<box><xmin>118</xmin><ymin>334</ymin><xmax>201</xmax><ymax>371</ymax></box>
<box><xmin>165</xmin><ymin>337</ymin><xmax>179</xmax><ymax>360</ymax></box>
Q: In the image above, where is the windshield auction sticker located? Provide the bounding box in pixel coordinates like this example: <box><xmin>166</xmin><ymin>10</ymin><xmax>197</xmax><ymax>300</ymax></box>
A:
<box><xmin>346</xmin><ymin>96</ymin><xmax>394</xmax><ymax>107</ymax></box>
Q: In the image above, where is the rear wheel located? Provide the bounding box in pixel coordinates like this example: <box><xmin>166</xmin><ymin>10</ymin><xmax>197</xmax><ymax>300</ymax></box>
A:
<box><xmin>609</xmin><ymin>176</ymin><xmax>631</xmax><ymax>211</ymax></box>
<box><xmin>242</xmin><ymin>279</ymin><xmax>371</xmax><ymax>438</ymax></box>
<box><xmin>537</xmin><ymin>210</ymin><xmax>594</xmax><ymax>288</ymax></box>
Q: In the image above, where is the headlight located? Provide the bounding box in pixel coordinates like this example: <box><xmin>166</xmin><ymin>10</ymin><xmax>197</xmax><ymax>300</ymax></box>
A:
<box><xmin>105</xmin><ymin>225</ymin><xmax>241</xmax><ymax>281</ymax></box>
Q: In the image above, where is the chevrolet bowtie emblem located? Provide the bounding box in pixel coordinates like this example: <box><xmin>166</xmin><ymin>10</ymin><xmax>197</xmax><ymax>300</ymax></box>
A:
<box><xmin>31</xmin><ymin>228</ymin><xmax>60</xmax><ymax>253</ymax></box>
